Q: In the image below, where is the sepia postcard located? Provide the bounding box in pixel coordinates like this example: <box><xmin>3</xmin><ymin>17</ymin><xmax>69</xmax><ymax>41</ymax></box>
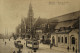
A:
<box><xmin>0</xmin><ymin>0</ymin><xmax>80</xmax><ymax>53</ymax></box>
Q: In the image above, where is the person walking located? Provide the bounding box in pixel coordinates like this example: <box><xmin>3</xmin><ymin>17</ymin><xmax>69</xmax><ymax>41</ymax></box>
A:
<box><xmin>13</xmin><ymin>51</ymin><xmax>15</xmax><ymax>53</ymax></box>
<box><xmin>50</xmin><ymin>43</ymin><xmax>52</xmax><ymax>49</ymax></box>
<box><xmin>9</xmin><ymin>39</ymin><xmax>10</xmax><ymax>41</ymax></box>
<box><xmin>76</xmin><ymin>49</ymin><xmax>77</xmax><ymax>53</ymax></box>
<box><xmin>67</xmin><ymin>46</ymin><xmax>69</xmax><ymax>52</ymax></box>
<box><xmin>24</xmin><ymin>43</ymin><xmax>25</xmax><ymax>45</ymax></box>
<box><xmin>5</xmin><ymin>42</ymin><xmax>6</xmax><ymax>45</ymax></box>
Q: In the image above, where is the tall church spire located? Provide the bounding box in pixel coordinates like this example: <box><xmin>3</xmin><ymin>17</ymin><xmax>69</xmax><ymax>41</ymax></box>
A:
<box><xmin>28</xmin><ymin>2</ymin><xmax>34</xmax><ymax>18</ymax></box>
<box><xmin>27</xmin><ymin>2</ymin><xmax>34</xmax><ymax>37</ymax></box>
<box><xmin>27</xmin><ymin>2</ymin><xmax>34</xmax><ymax>28</ymax></box>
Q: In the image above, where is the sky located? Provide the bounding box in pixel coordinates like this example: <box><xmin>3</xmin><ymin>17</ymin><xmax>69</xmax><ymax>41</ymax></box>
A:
<box><xmin>0</xmin><ymin>0</ymin><xmax>80</xmax><ymax>35</ymax></box>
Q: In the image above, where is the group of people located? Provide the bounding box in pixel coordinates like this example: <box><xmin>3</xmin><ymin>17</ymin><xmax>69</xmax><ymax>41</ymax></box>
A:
<box><xmin>50</xmin><ymin>43</ymin><xmax>77</xmax><ymax>53</ymax></box>
<box><xmin>67</xmin><ymin>46</ymin><xmax>77</xmax><ymax>53</ymax></box>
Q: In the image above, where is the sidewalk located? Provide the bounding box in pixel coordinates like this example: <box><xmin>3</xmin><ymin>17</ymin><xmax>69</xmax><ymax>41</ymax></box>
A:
<box><xmin>52</xmin><ymin>46</ymin><xmax>75</xmax><ymax>53</ymax></box>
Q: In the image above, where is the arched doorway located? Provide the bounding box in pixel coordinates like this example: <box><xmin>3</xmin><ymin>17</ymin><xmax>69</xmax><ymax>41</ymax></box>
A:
<box><xmin>52</xmin><ymin>36</ymin><xmax>55</xmax><ymax>46</ymax></box>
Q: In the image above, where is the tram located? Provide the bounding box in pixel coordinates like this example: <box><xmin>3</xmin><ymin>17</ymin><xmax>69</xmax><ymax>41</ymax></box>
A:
<box><xmin>26</xmin><ymin>40</ymin><xmax>39</xmax><ymax>50</ymax></box>
<box><xmin>14</xmin><ymin>40</ymin><xmax>23</xmax><ymax>49</ymax></box>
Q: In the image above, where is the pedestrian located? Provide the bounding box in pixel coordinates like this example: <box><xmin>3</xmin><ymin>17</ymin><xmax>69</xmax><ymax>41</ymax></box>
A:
<box><xmin>76</xmin><ymin>49</ymin><xmax>77</xmax><ymax>53</ymax></box>
<box><xmin>67</xmin><ymin>46</ymin><xmax>69</xmax><ymax>52</ymax></box>
<box><xmin>9</xmin><ymin>39</ymin><xmax>10</xmax><ymax>41</ymax></box>
<box><xmin>50</xmin><ymin>43</ymin><xmax>52</xmax><ymax>49</ymax></box>
<box><xmin>5</xmin><ymin>42</ymin><xmax>6</xmax><ymax>45</ymax></box>
<box><xmin>13</xmin><ymin>51</ymin><xmax>15</xmax><ymax>53</ymax></box>
<box><xmin>73</xmin><ymin>47</ymin><xmax>75</xmax><ymax>52</ymax></box>
<box><xmin>18</xmin><ymin>49</ymin><xmax>20</xmax><ymax>53</ymax></box>
<box><xmin>24</xmin><ymin>43</ymin><xmax>25</xmax><ymax>45</ymax></box>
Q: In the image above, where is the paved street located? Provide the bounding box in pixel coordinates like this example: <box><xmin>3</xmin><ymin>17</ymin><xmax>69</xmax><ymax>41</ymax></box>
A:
<box><xmin>0</xmin><ymin>39</ymin><xmax>75</xmax><ymax>53</ymax></box>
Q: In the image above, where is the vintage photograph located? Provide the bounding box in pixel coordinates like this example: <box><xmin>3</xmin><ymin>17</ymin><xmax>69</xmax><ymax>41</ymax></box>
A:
<box><xmin>0</xmin><ymin>0</ymin><xmax>80</xmax><ymax>53</ymax></box>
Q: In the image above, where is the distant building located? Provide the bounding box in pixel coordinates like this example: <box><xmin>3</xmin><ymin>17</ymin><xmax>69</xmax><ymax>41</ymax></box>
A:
<box><xmin>16</xmin><ymin>24</ymin><xmax>21</xmax><ymax>37</ymax></box>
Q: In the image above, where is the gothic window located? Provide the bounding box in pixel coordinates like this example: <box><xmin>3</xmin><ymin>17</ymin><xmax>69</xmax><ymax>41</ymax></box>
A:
<box><xmin>65</xmin><ymin>37</ymin><xmax>67</xmax><ymax>43</ymax></box>
<box><xmin>62</xmin><ymin>37</ymin><xmax>63</xmax><ymax>43</ymax></box>
<box><xmin>72</xmin><ymin>37</ymin><xmax>75</xmax><ymax>44</ymax></box>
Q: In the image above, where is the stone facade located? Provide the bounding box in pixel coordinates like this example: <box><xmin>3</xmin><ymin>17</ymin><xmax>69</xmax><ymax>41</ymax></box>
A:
<box><xmin>51</xmin><ymin>17</ymin><xmax>79</xmax><ymax>52</ymax></box>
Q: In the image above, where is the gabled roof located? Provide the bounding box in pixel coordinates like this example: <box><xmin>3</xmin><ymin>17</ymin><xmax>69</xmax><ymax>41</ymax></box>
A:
<box><xmin>54</xmin><ymin>18</ymin><xmax>79</xmax><ymax>34</ymax></box>
<box><xmin>49</xmin><ymin>11</ymin><xmax>80</xmax><ymax>22</ymax></box>
<box><xmin>33</xmin><ymin>17</ymin><xmax>48</xmax><ymax>29</ymax></box>
<box><xmin>55</xmin><ymin>19</ymin><xmax>78</xmax><ymax>29</ymax></box>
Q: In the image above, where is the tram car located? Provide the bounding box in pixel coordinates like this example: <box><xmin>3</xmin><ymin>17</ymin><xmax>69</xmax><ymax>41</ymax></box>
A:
<box><xmin>14</xmin><ymin>40</ymin><xmax>23</xmax><ymax>49</ymax></box>
<box><xmin>26</xmin><ymin>40</ymin><xmax>39</xmax><ymax>50</ymax></box>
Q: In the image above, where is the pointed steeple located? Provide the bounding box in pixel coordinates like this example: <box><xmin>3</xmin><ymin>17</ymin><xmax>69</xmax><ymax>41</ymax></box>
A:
<box><xmin>27</xmin><ymin>2</ymin><xmax>34</xmax><ymax>37</ymax></box>
<box><xmin>27</xmin><ymin>2</ymin><xmax>34</xmax><ymax>28</ymax></box>
<box><xmin>28</xmin><ymin>2</ymin><xmax>34</xmax><ymax>18</ymax></box>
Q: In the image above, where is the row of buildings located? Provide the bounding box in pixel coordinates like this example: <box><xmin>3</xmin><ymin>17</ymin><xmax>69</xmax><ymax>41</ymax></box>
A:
<box><xmin>15</xmin><ymin>3</ymin><xmax>80</xmax><ymax>52</ymax></box>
